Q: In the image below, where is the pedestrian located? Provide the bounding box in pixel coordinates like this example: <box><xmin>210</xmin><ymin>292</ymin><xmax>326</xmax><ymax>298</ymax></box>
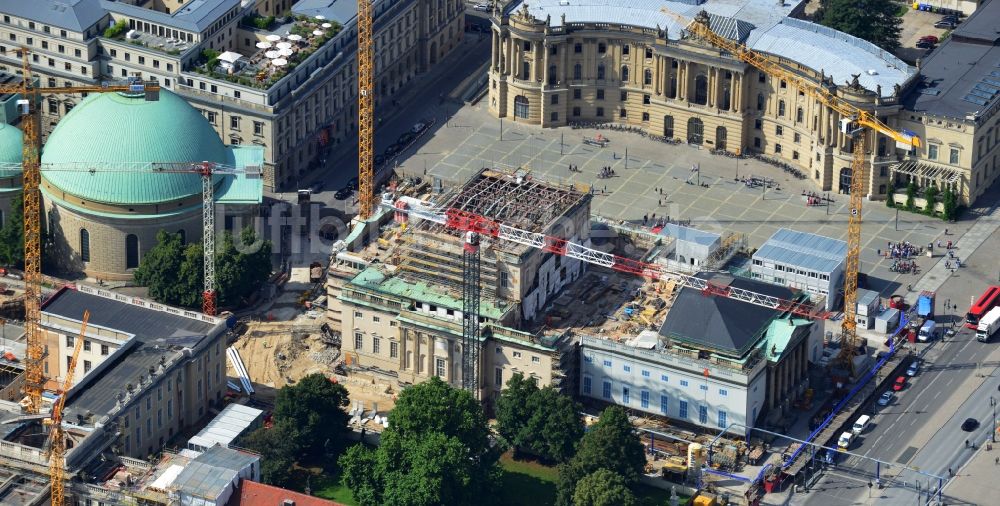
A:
<box><xmin>604</xmin><ymin>185</ymin><xmax>607</xmax><ymax>193</ymax></box>
<box><xmin>996</xmin><ymin>457</ymin><xmax>999</xmax><ymax>465</ymax></box>
<box><xmin>658</xmin><ymin>199</ymin><xmax>662</xmax><ymax>206</ymax></box>
<box><xmin>966</xmin><ymin>439</ymin><xmax>970</xmax><ymax>448</ymax></box>
<box><xmin>949</xmin><ymin>467</ymin><xmax>954</xmax><ymax>476</ymax></box>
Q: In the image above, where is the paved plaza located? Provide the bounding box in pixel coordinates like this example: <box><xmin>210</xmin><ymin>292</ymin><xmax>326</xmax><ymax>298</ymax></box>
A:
<box><xmin>395</xmin><ymin>101</ymin><xmax>960</xmax><ymax>298</ymax></box>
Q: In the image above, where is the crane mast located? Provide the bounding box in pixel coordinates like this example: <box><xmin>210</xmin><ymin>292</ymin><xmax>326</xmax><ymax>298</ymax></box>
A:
<box><xmin>45</xmin><ymin>310</ymin><xmax>90</xmax><ymax>506</ymax></box>
<box><xmin>357</xmin><ymin>0</ymin><xmax>375</xmax><ymax>219</ymax></box>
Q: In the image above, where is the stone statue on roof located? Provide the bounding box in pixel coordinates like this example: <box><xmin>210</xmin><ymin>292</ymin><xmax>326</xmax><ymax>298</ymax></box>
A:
<box><xmin>849</xmin><ymin>73</ymin><xmax>861</xmax><ymax>90</ymax></box>
<box><xmin>876</xmin><ymin>84</ymin><xmax>882</xmax><ymax>97</ymax></box>
<box><xmin>519</xmin><ymin>3</ymin><xmax>532</xmax><ymax>21</ymax></box>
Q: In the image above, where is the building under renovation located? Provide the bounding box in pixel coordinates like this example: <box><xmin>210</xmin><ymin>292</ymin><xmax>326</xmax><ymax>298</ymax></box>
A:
<box><xmin>329</xmin><ymin>169</ymin><xmax>590</xmax><ymax>401</ymax></box>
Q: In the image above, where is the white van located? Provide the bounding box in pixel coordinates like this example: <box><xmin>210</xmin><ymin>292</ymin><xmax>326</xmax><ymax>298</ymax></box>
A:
<box><xmin>852</xmin><ymin>415</ymin><xmax>870</xmax><ymax>435</ymax></box>
<box><xmin>918</xmin><ymin>320</ymin><xmax>937</xmax><ymax>342</ymax></box>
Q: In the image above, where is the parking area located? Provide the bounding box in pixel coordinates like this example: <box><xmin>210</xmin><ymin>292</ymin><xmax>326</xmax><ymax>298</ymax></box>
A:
<box><xmin>895</xmin><ymin>5</ymin><xmax>963</xmax><ymax>62</ymax></box>
<box><xmin>395</xmin><ymin>100</ymin><xmax>963</xmax><ymax>297</ymax></box>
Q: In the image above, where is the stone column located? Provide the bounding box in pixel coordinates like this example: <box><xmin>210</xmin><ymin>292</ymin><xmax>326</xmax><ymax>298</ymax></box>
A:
<box><xmin>730</xmin><ymin>74</ymin><xmax>738</xmax><ymax>112</ymax></box>
<box><xmin>541</xmin><ymin>43</ymin><xmax>549</xmax><ymax>124</ymax></box>
<box><xmin>679</xmin><ymin>61</ymin><xmax>687</xmax><ymax>100</ymax></box>
<box><xmin>709</xmin><ymin>67</ymin><xmax>717</xmax><ymax>108</ymax></box>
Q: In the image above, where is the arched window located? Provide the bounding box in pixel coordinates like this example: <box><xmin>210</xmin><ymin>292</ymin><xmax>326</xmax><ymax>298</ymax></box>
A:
<box><xmin>621</xmin><ymin>66</ymin><xmax>629</xmax><ymax>82</ymax></box>
<box><xmin>644</xmin><ymin>68</ymin><xmax>652</xmax><ymax>86</ymax></box>
<box><xmin>796</xmin><ymin>107</ymin><xmax>804</xmax><ymax>123</ymax></box>
<box><xmin>778</xmin><ymin>100</ymin><xmax>786</xmax><ymax>117</ymax></box>
<box><xmin>178</xmin><ymin>229</ymin><xmax>186</xmax><ymax>246</ymax></box>
<box><xmin>716</xmin><ymin>126</ymin><xmax>728</xmax><ymax>152</ymax></box>
<box><xmin>694</xmin><ymin>74</ymin><xmax>708</xmax><ymax>105</ymax></box>
<box><xmin>80</xmin><ymin>229</ymin><xmax>90</xmax><ymax>262</ymax></box>
<box><xmin>514</xmin><ymin>95</ymin><xmax>529</xmax><ymax>119</ymax></box>
<box><xmin>687</xmin><ymin>117</ymin><xmax>704</xmax><ymax>144</ymax></box>
<box><xmin>597</xmin><ymin>64</ymin><xmax>605</xmax><ymax>80</ymax></box>
<box><xmin>663</xmin><ymin>115</ymin><xmax>674</xmax><ymax>138</ymax></box>
<box><xmin>126</xmin><ymin>234</ymin><xmax>139</xmax><ymax>269</ymax></box>
<box><xmin>573</xmin><ymin>63</ymin><xmax>582</xmax><ymax>80</ymax></box>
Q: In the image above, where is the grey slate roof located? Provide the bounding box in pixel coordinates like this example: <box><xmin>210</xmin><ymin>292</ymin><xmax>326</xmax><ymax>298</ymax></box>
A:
<box><xmin>901</xmin><ymin>0</ymin><xmax>1000</xmax><ymax>120</ymax></box>
<box><xmin>292</xmin><ymin>0</ymin><xmax>359</xmax><ymax>25</ymax></box>
<box><xmin>0</xmin><ymin>0</ymin><xmax>108</xmax><ymax>32</ymax></box>
<box><xmin>659</xmin><ymin>272</ymin><xmax>795</xmax><ymax>356</ymax></box>
<box><xmin>100</xmin><ymin>0</ymin><xmax>239</xmax><ymax>32</ymax></box>
<box><xmin>753</xmin><ymin>228</ymin><xmax>846</xmax><ymax>274</ymax></box>
<box><xmin>174</xmin><ymin>445</ymin><xmax>257</xmax><ymax>499</ymax></box>
<box><xmin>41</xmin><ymin>287</ymin><xmax>222</xmax><ymax>421</ymax></box>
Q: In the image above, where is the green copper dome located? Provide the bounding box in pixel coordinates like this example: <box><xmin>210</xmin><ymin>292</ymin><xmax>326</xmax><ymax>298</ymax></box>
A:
<box><xmin>0</xmin><ymin>124</ymin><xmax>23</xmax><ymax>178</ymax></box>
<box><xmin>41</xmin><ymin>89</ymin><xmax>228</xmax><ymax>205</ymax></box>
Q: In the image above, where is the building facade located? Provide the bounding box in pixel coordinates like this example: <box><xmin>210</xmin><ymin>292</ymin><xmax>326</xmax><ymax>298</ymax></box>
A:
<box><xmin>751</xmin><ymin>228</ymin><xmax>847</xmax><ymax>311</ymax></box>
<box><xmin>0</xmin><ymin>0</ymin><xmax>465</xmax><ymax>191</ymax></box>
<box><xmin>485</xmin><ymin>0</ymin><xmax>993</xmax><ymax>206</ymax></box>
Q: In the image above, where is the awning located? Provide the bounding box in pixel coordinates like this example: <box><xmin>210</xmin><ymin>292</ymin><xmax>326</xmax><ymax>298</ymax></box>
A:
<box><xmin>890</xmin><ymin>160</ymin><xmax>962</xmax><ymax>184</ymax></box>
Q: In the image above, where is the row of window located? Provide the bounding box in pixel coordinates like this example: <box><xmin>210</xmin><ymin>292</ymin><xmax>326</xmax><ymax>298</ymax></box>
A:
<box><xmin>65</xmin><ymin>334</ymin><xmax>111</xmax><ymax>356</ymax></box>
<box><xmin>79</xmin><ymin>229</ymin><xmax>141</xmax><ymax>268</ymax></box>
<box><xmin>588</xmin><ymin>357</ymin><xmax>728</xmax><ymax>395</ymax></box>
<box><xmin>926</xmin><ymin>144</ymin><xmax>962</xmax><ymax>165</ymax></box>
<box><xmin>2</xmin><ymin>16</ymin><xmax>72</xmax><ymax>38</ymax></box>
<box><xmin>583</xmin><ymin>377</ymin><xmax>728</xmax><ymax>427</ymax></box>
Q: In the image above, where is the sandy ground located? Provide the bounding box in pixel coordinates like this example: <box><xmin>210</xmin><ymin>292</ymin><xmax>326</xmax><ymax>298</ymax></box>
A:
<box><xmin>227</xmin><ymin>321</ymin><xmax>339</xmax><ymax>403</ymax></box>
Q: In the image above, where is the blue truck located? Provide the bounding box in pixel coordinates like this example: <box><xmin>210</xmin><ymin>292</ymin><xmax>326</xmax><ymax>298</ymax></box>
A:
<box><xmin>917</xmin><ymin>291</ymin><xmax>936</xmax><ymax>318</ymax></box>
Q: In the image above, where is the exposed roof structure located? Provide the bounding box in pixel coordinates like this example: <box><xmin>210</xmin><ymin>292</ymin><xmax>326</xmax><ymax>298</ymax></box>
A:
<box><xmin>40</xmin><ymin>89</ymin><xmax>262</xmax><ymax>208</ymax></box>
<box><xmin>228</xmin><ymin>479</ymin><xmax>345</xmax><ymax>506</ymax></box>
<box><xmin>659</xmin><ymin>272</ymin><xmax>799</xmax><ymax>356</ymax></box>
<box><xmin>901</xmin><ymin>0</ymin><xmax>1000</xmax><ymax>120</ymax></box>
<box><xmin>890</xmin><ymin>160</ymin><xmax>963</xmax><ymax>185</ymax></box>
<box><xmin>99</xmin><ymin>0</ymin><xmax>239</xmax><ymax>33</ymax></box>
<box><xmin>0</xmin><ymin>0</ymin><xmax>107</xmax><ymax>32</ymax></box>
<box><xmin>753</xmin><ymin>228</ymin><xmax>847</xmax><ymax>274</ymax></box>
<box><xmin>40</xmin><ymin>286</ymin><xmax>224</xmax><ymax>422</ymax></box>
<box><xmin>173</xmin><ymin>445</ymin><xmax>258</xmax><ymax>500</ymax></box>
<box><xmin>511</xmin><ymin>0</ymin><xmax>914</xmax><ymax>96</ymax></box>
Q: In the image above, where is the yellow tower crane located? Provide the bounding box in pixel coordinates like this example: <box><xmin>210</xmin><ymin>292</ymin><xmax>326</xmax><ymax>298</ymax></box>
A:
<box><xmin>357</xmin><ymin>0</ymin><xmax>375</xmax><ymax>219</ymax></box>
<box><xmin>0</xmin><ymin>48</ymin><xmax>159</xmax><ymax>414</ymax></box>
<box><xmin>43</xmin><ymin>309</ymin><xmax>90</xmax><ymax>506</ymax></box>
<box><xmin>666</xmin><ymin>10</ymin><xmax>920</xmax><ymax>371</ymax></box>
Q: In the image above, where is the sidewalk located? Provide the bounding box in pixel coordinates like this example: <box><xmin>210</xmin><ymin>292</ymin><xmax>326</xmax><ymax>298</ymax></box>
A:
<box><xmin>942</xmin><ymin>432</ymin><xmax>1000</xmax><ymax>505</ymax></box>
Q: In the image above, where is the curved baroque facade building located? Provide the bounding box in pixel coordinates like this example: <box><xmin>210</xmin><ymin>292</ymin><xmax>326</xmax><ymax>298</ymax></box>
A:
<box><xmin>488</xmin><ymin>0</ymin><xmax>921</xmax><ymax>198</ymax></box>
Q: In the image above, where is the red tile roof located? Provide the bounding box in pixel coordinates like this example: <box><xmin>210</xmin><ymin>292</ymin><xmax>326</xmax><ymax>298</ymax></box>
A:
<box><xmin>229</xmin><ymin>479</ymin><xmax>347</xmax><ymax>506</ymax></box>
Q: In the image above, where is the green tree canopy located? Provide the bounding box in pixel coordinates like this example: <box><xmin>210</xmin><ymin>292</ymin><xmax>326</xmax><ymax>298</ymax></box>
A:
<box><xmin>941</xmin><ymin>186</ymin><xmax>958</xmax><ymax>221</ymax></box>
<box><xmin>886</xmin><ymin>181</ymin><xmax>895</xmax><ymax>208</ymax></box>
<box><xmin>496</xmin><ymin>373</ymin><xmax>584</xmax><ymax>463</ymax></box>
<box><xmin>573</xmin><ymin>469</ymin><xmax>637</xmax><ymax>506</ymax></box>
<box><xmin>134</xmin><ymin>231</ymin><xmax>198</xmax><ymax>306</ymax></box>
<box><xmin>244</xmin><ymin>420</ymin><xmax>300</xmax><ymax>487</ymax></box>
<box><xmin>817</xmin><ymin>0</ymin><xmax>902</xmax><ymax>51</ymax></box>
<box><xmin>274</xmin><ymin>372</ymin><xmax>350</xmax><ymax>458</ymax></box>
<box><xmin>216</xmin><ymin>226</ymin><xmax>273</xmax><ymax>307</ymax></box>
<box><xmin>905</xmin><ymin>181</ymin><xmax>918</xmax><ymax>211</ymax></box>
<box><xmin>340</xmin><ymin>377</ymin><xmax>501</xmax><ymax>506</ymax></box>
<box><xmin>0</xmin><ymin>194</ymin><xmax>23</xmax><ymax>267</ymax></box>
<box><xmin>555</xmin><ymin>406</ymin><xmax>646</xmax><ymax>506</ymax></box>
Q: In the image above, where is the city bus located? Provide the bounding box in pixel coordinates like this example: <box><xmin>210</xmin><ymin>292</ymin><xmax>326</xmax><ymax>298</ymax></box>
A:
<box><xmin>966</xmin><ymin>285</ymin><xmax>1000</xmax><ymax>329</ymax></box>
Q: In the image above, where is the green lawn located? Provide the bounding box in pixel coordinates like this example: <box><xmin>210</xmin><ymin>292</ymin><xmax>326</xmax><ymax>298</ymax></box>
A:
<box><xmin>286</xmin><ymin>459</ymin><xmax>359</xmax><ymax>506</ymax></box>
<box><xmin>499</xmin><ymin>453</ymin><xmax>690</xmax><ymax>506</ymax></box>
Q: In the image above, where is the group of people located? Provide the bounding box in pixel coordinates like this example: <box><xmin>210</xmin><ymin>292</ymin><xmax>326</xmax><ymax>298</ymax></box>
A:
<box><xmin>878</xmin><ymin>241</ymin><xmax>922</xmax><ymax>259</ymax></box>
<box><xmin>803</xmin><ymin>191</ymin><xmax>825</xmax><ymax>207</ymax></box>
<box><xmin>567</xmin><ymin>164</ymin><xmax>581</xmax><ymax>172</ymax></box>
<box><xmin>598</xmin><ymin>166</ymin><xmax>616</xmax><ymax>179</ymax></box>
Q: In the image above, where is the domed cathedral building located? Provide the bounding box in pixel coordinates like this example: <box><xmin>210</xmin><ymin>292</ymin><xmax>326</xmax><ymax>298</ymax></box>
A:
<box><xmin>39</xmin><ymin>89</ymin><xmax>263</xmax><ymax>281</ymax></box>
<box><xmin>0</xmin><ymin>122</ymin><xmax>24</xmax><ymax>228</ymax></box>
<box><xmin>488</xmin><ymin>0</ymin><xmax>921</xmax><ymax>199</ymax></box>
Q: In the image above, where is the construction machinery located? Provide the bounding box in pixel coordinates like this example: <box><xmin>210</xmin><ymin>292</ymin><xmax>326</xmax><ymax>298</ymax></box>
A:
<box><xmin>357</xmin><ymin>0</ymin><xmax>375</xmax><ymax>219</ymax></box>
<box><xmin>0</xmin><ymin>48</ymin><xmax>160</xmax><ymax>414</ymax></box>
<box><xmin>43</xmin><ymin>309</ymin><xmax>90</xmax><ymax>506</ymax></box>
<box><xmin>667</xmin><ymin>10</ymin><xmax>921</xmax><ymax>372</ymax></box>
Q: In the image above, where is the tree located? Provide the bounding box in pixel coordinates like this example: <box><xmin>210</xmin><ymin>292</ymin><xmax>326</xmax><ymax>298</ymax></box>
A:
<box><xmin>923</xmin><ymin>185</ymin><xmax>939</xmax><ymax>215</ymax></box>
<box><xmin>274</xmin><ymin>372</ymin><xmax>350</xmax><ymax>459</ymax></box>
<box><xmin>244</xmin><ymin>421</ymin><xmax>300</xmax><ymax>487</ymax></box>
<box><xmin>905</xmin><ymin>181</ymin><xmax>917</xmax><ymax>211</ymax></box>
<box><xmin>886</xmin><ymin>181</ymin><xmax>895</xmax><ymax>208</ymax></box>
<box><xmin>942</xmin><ymin>185</ymin><xmax>958</xmax><ymax>221</ymax></box>
<box><xmin>573</xmin><ymin>469</ymin><xmax>637</xmax><ymax>506</ymax></box>
<box><xmin>495</xmin><ymin>373</ymin><xmax>539</xmax><ymax>448</ymax></box>
<box><xmin>555</xmin><ymin>406</ymin><xmax>645</xmax><ymax>506</ymax></box>
<box><xmin>0</xmin><ymin>194</ymin><xmax>23</xmax><ymax>266</ymax></box>
<box><xmin>134</xmin><ymin>231</ymin><xmax>195</xmax><ymax>306</ymax></box>
<box><xmin>817</xmin><ymin>0</ymin><xmax>902</xmax><ymax>51</ymax></box>
<box><xmin>340</xmin><ymin>377</ymin><xmax>502</xmax><ymax>506</ymax></box>
<box><xmin>215</xmin><ymin>226</ymin><xmax>272</xmax><ymax>307</ymax></box>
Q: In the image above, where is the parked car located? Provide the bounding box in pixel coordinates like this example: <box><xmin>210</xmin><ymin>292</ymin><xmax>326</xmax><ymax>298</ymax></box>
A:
<box><xmin>309</xmin><ymin>181</ymin><xmax>324</xmax><ymax>193</ymax></box>
<box><xmin>374</xmin><ymin>154</ymin><xmax>386</xmax><ymax>167</ymax></box>
<box><xmin>397</xmin><ymin>131</ymin><xmax>416</xmax><ymax>145</ymax></box>
<box><xmin>877</xmin><ymin>391</ymin><xmax>895</xmax><ymax>406</ymax></box>
<box><xmin>347</xmin><ymin>176</ymin><xmax>358</xmax><ymax>190</ymax></box>
<box><xmin>411</xmin><ymin>121</ymin><xmax>428</xmax><ymax>134</ymax></box>
<box><xmin>934</xmin><ymin>20</ymin><xmax>957</xmax><ymax>29</ymax></box>
<box><xmin>940</xmin><ymin>14</ymin><xmax>959</xmax><ymax>22</ymax></box>
<box><xmin>473</xmin><ymin>3</ymin><xmax>490</xmax><ymax>12</ymax></box>
<box><xmin>906</xmin><ymin>361</ymin><xmax>920</xmax><ymax>376</ymax></box>
<box><xmin>961</xmin><ymin>418</ymin><xmax>980</xmax><ymax>431</ymax></box>
<box><xmin>919</xmin><ymin>35</ymin><xmax>940</xmax><ymax>44</ymax></box>
<box><xmin>384</xmin><ymin>144</ymin><xmax>400</xmax><ymax>158</ymax></box>
<box><xmin>893</xmin><ymin>375</ymin><xmax>907</xmax><ymax>391</ymax></box>
<box><xmin>916</xmin><ymin>39</ymin><xmax>935</xmax><ymax>49</ymax></box>
<box><xmin>334</xmin><ymin>187</ymin><xmax>352</xmax><ymax>200</ymax></box>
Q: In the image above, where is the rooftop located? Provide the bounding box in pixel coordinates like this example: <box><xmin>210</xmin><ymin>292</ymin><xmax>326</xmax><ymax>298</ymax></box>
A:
<box><xmin>40</xmin><ymin>285</ymin><xmax>224</xmax><ymax>422</ymax></box>
<box><xmin>173</xmin><ymin>445</ymin><xmax>258</xmax><ymax>500</ymax></box>
<box><xmin>292</xmin><ymin>0</ymin><xmax>359</xmax><ymax>25</ymax></box>
<box><xmin>228</xmin><ymin>479</ymin><xmax>345</xmax><ymax>506</ymax></box>
<box><xmin>902</xmin><ymin>0</ymin><xmax>1000</xmax><ymax>120</ymax></box>
<box><xmin>512</xmin><ymin>0</ymin><xmax>914</xmax><ymax>96</ymax></box>
<box><xmin>348</xmin><ymin>267</ymin><xmax>511</xmax><ymax>321</ymax></box>
<box><xmin>187</xmin><ymin>403</ymin><xmax>264</xmax><ymax>450</ymax></box>
<box><xmin>658</xmin><ymin>222</ymin><xmax>721</xmax><ymax>247</ymax></box>
<box><xmin>753</xmin><ymin>228</ymin><xmax>847</xmax><ymax>273</ymax></box>
<box><xmin>1</xmin><ymin>0</ymin><xmax>107</xmax><ymax>32</ymax></box>
<box><xmin>659</xmin><ymin>272</ymin><xmax>801</xmax><ymax>356</ymax></box>
<box><xmin>100</xmin><ymin>0</ymin><xmax>239</xmax><ymax>33</ymax></box>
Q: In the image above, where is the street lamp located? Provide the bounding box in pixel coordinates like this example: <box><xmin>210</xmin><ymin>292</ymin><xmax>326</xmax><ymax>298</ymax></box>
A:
<box><xmin>991</xmin><ymin>396</ymin><xmax>996</xmax><ymax>443</ymax></box>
